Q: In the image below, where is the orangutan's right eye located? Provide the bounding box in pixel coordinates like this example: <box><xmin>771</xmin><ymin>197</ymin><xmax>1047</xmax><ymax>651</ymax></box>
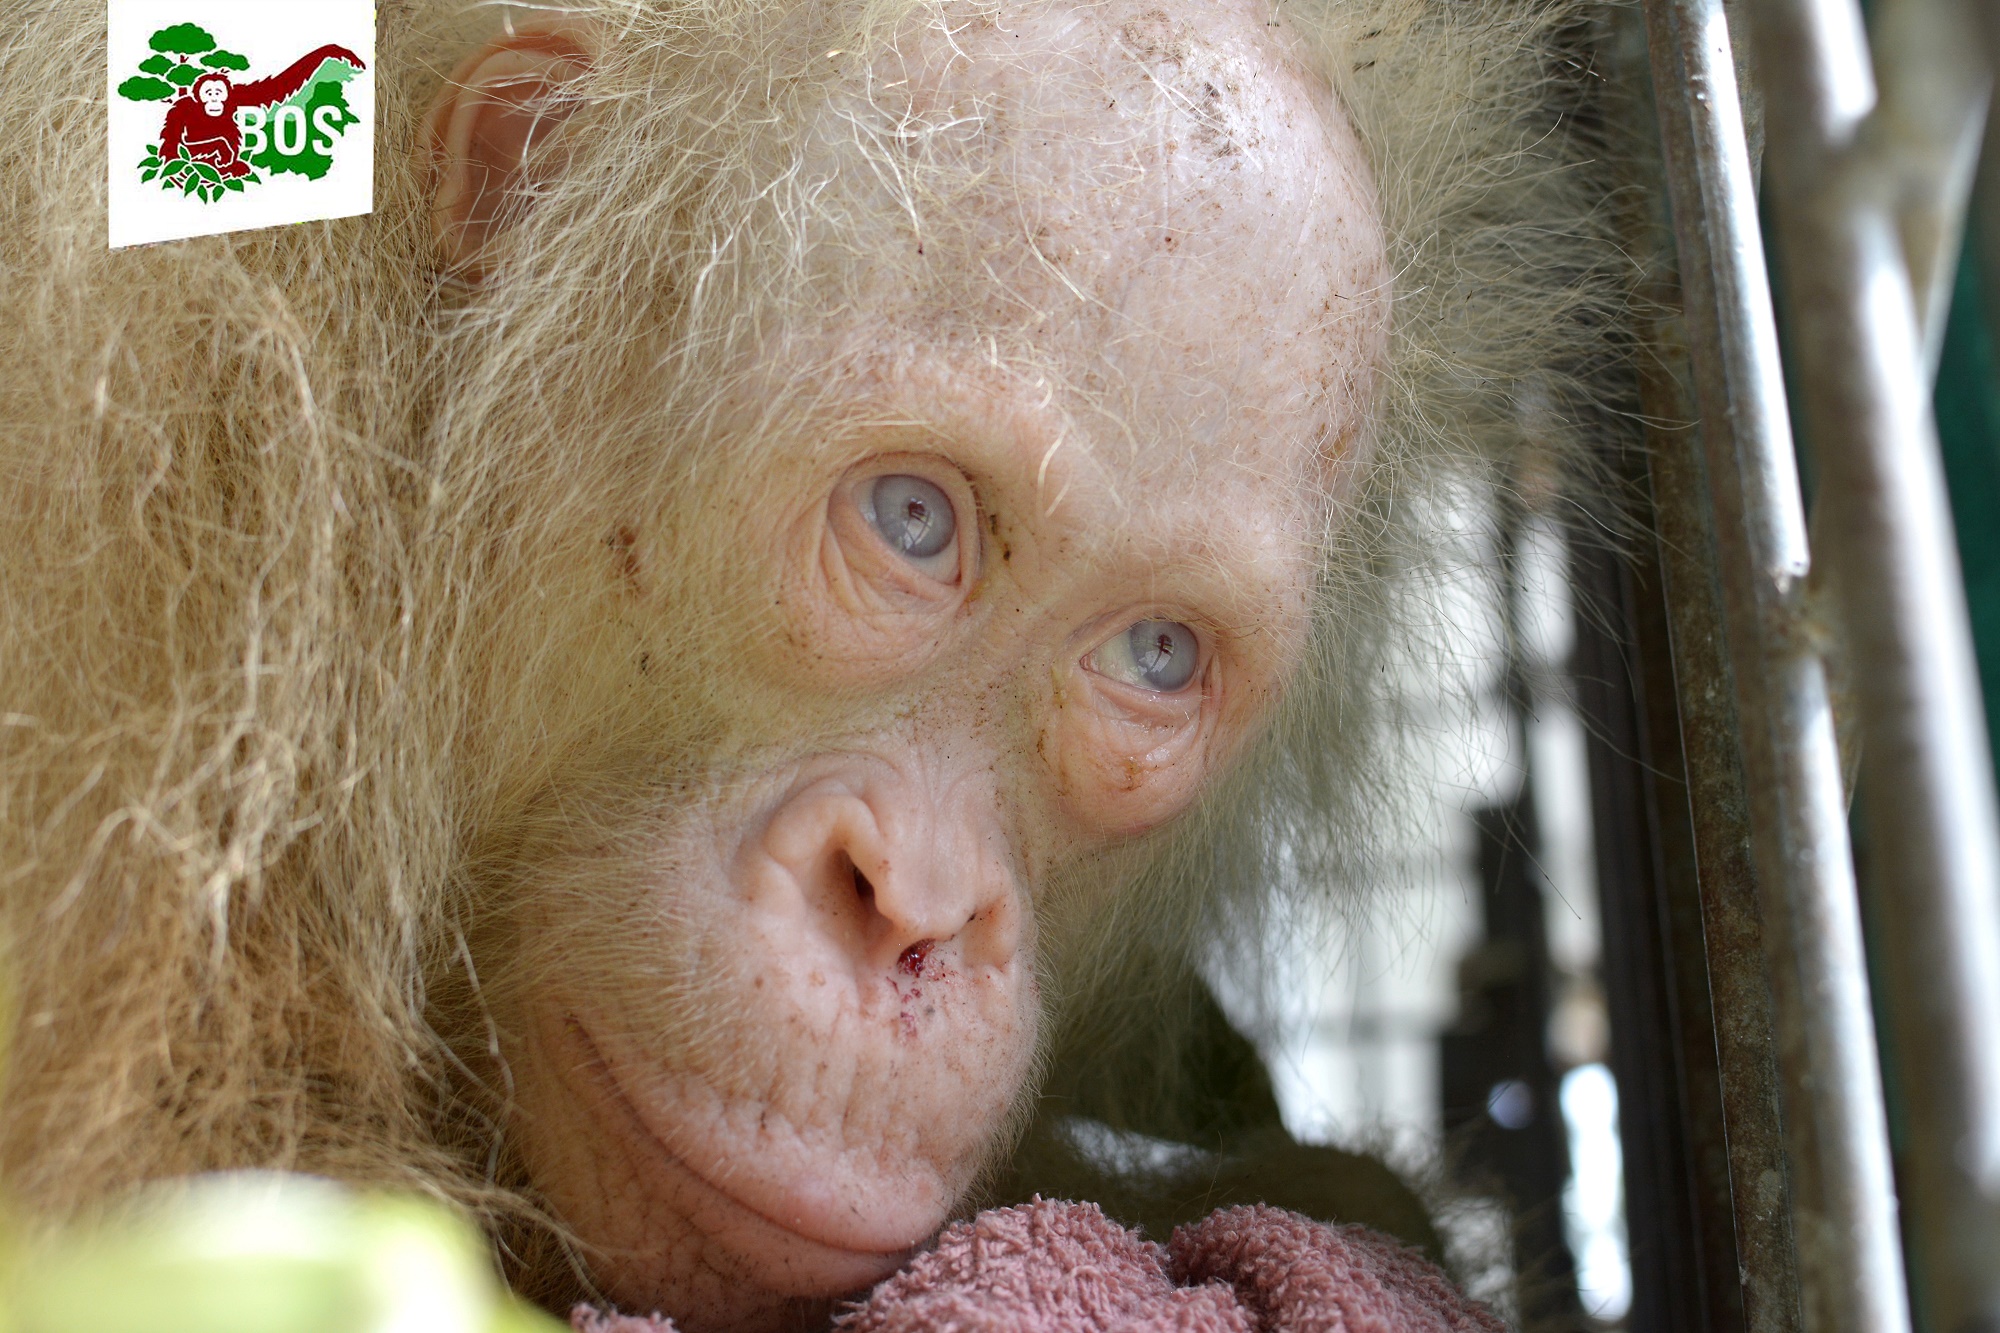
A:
<box><xmin>1087</xmin><ymin>620</ymin><xmax>1202</xmax><ymax>694</ymax></box>
<box><xmin>862</xmin><ymin>475</ymin><xmax>958</xmax><ymax>574</ymax></box>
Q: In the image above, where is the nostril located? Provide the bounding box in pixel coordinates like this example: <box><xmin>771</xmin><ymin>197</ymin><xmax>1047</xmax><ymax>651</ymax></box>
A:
<box><xmin>847</xmin><ymin>857</ymin><xmax>875</xmax><ymax>905</ymax></box>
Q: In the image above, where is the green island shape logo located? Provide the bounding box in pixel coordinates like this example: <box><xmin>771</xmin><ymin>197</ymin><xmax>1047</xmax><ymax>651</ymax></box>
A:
<box><xmin>116</xmin><ymin>23</ymin><xmax>366</xmax><ymax>203</ymax></box>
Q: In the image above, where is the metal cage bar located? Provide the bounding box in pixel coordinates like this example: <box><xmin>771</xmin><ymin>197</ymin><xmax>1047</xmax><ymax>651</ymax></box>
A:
<box><xmin>1640</xmin><ymin>2</ymin><xmax>1908</xmax><ymax>1328</ymax></box>
<box><xmin>1743</xmin><ymin>0</ymin><xmax>2000</xmax><ymax>1322</ymax></box>
<box><xmin>1641</xmin><ymin>0</ymin><xmax>2000</xmax><ymax>1326</ymax></box>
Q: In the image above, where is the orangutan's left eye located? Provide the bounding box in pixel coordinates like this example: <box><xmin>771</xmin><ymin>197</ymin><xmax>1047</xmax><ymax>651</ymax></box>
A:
<box><xmin>862</xmin><ymin>474</ymin><xmax>958</xmax><ymax>575</ymax></box>
<box><xmin>1088</xmin><ymin>620</ymin><xmax>1201</xmax><ymax>693</ymax></box>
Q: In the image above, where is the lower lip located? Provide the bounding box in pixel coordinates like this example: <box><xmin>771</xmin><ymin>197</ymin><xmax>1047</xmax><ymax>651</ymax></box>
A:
<box><xmin>563</xmin><ymin>1021</ymin><xmax>925</xmax><ymax>1293</ymax></box>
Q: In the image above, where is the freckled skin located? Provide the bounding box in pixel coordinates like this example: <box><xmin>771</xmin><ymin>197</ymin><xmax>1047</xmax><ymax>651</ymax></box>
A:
<box><xmin>468</xmin><ymin>2</ymin><xmax>1389</xmax><ymax>1329</ymax></box>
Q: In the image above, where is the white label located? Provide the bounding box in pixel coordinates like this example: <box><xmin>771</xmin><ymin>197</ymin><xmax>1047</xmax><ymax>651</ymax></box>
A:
<box><xmin>107</xmin><ymin>1</ymin><xmax>375</xmax><ymax>248</ymax></box>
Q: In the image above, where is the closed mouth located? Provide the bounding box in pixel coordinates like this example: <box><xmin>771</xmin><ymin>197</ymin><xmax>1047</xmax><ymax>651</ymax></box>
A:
<box><xmin>562</xmin><ymin>1017</ymin><xmax>925</xmax><ymax>1275</ymax></box>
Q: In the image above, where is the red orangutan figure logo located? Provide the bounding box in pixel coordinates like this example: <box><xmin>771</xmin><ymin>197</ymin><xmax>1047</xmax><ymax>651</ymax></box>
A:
<box><xmin>160</xmin><ymin>46</ymin><xmax>367</xmax><ymax>179</ymax></box>
<box><xmin>118</xmin><ymin>24</ymin><xmax>369</xmax><ymax>203</ymax></box>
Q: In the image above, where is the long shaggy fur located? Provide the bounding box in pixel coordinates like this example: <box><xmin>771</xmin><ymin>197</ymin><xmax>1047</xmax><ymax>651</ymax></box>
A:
<box><xmin>0</xmin><ymin>0</ymin><xmax>1622</xmax><ymax>1265</ymax></box>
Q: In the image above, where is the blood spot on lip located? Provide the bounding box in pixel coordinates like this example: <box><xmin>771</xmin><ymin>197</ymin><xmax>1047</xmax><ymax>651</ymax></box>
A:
<box><xmin>895</xmin><ymin>942</ymin><xmax>947</xmax><ymax>1038</ymax></box>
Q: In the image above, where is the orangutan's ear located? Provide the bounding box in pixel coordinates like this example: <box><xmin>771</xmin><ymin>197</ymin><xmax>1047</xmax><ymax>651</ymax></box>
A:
<box><xmin>424</xmin><ymin>23</ymin><xmax>595</xmax><ymax>277</ymax></box>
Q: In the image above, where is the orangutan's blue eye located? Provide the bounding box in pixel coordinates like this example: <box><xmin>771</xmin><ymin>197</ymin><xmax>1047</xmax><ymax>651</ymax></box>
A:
<box><xmin>867</xmin><ymin>475</ymin><xmax>956</xmax><ymax>563</ymax></box>
<box><xmin>1089</xmin><ymin>620</ymin><xmax>1200</xmax><ymax>693</ymax></box>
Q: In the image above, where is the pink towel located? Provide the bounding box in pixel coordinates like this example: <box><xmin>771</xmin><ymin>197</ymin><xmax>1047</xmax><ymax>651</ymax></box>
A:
<box><xmin>571</xmin><ymin>1199</ymin><xmax>1502</xmax><ymax>1332</ymax></box>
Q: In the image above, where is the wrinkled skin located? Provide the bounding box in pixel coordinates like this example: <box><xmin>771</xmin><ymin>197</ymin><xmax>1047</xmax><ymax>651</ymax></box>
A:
<box><xmin>435</xmin><ymin>2</ymin><xmax>1389</xmax><ymax>1328</ymax></box>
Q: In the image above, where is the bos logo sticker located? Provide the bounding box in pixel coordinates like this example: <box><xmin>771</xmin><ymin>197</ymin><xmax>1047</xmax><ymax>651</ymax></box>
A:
<box><xmin>107</xmin><ymin>2</ymin><xmax>375</xmax><ymax>248</ymax></box>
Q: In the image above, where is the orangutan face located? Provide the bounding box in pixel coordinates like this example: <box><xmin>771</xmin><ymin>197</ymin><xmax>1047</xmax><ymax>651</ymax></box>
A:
<box><xmin>425</xmin><ymin>2</ymin><xmax>1388</xmax><ymax>1328</ymax></box>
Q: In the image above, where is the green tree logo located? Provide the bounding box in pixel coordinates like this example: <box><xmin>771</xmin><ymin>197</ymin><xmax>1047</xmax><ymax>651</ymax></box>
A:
<box><xmin>117</xmin><ymin>24</ymin><xmax>367</xmax><ymax>203</ymax></box>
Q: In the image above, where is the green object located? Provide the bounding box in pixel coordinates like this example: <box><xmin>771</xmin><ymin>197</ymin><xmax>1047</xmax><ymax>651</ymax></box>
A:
<box><xmin>1934</xmin><ymin>237</ymin><xmax>2000</xmax><ymax>779</ymax></box>
<box><xmin>147</xmin><ymin>23</ymin><xmax>217</xmax><ymax>56</ymax></box>
<box><xmin>248</xmin><ymin>61</ymin><xmax>361</xmax><ymax>182</ymax></box>
<box><xmin>114</xmin><ymin>76</ymin><xmax>174</xmax><ymax>102</ymax></box>
<box><xmin>2</xmin><ymin>1175</ymin><xmax>566</xmax><ymax>1333</ymax></box>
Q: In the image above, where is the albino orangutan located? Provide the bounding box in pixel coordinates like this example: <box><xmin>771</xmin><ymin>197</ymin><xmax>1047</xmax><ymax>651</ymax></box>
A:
<box><xmin>0</xmin><ymin>0</ymin><xmax>1612</xmax><ymax>1328</ymax></box>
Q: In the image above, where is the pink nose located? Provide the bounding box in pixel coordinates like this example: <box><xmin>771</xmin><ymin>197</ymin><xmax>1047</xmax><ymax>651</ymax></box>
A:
<box><xmin>753</xmin><ymin>767</ymin><xmax>1022</xmax><ymax>978</ymax></box>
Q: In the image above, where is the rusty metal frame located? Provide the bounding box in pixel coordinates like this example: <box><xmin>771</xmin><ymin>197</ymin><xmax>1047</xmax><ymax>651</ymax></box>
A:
<box><xmin>1631</xmin><ymin>0</ymin><xmax>2000</xmax><ymax>1327</ymax></box>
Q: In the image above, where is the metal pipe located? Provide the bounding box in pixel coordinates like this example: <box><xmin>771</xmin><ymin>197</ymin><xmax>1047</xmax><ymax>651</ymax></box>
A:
<box><xmin>1743</xmin><ymin>0</ymin><xmax>2000</xmax><ymax>1325</ymax></box>
<box><xmin>1638</xmin><ymin>2</ymin><xmax>1912</xmax><ymax>1331</ymax></box>
<box><xmin>1628</xmin><ymin>9</ymin><xmax>1807</xmax><ymax>1331</ymax></box>
<box><xmin>1864</xmin><ymin>0</ymin><xmax>1989</xmax><ymax>377</ymax></box>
